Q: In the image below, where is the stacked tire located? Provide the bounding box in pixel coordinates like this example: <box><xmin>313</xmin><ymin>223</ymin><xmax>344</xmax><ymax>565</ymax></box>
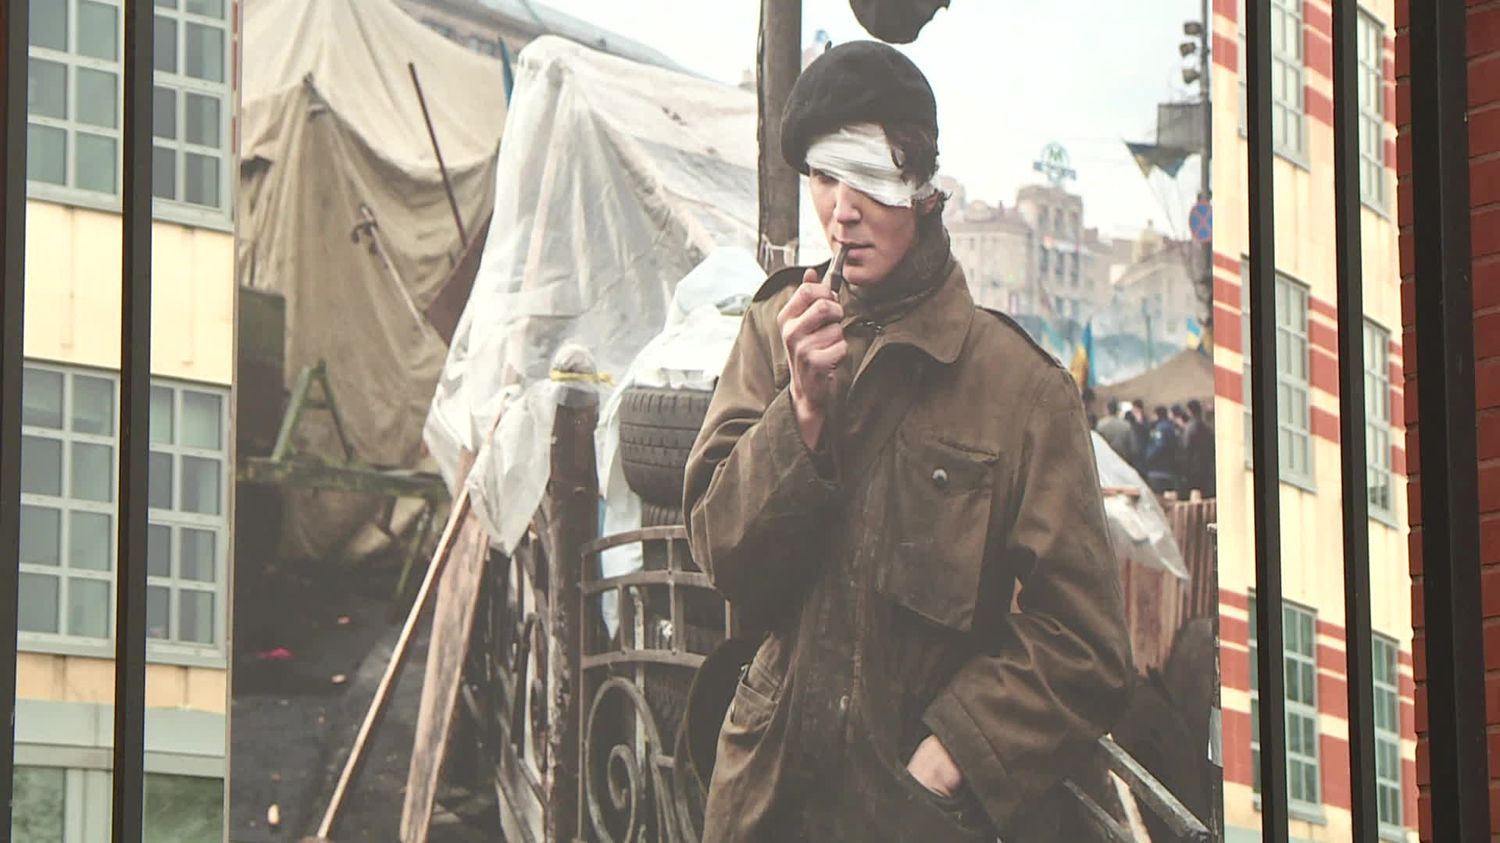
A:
<box><xmin>619</xmin><ymin>385</ymin><xmax>715</xmax><ymax>514</ymax></box>
<box><xmin>617</xmin><ymin>385</ymin><xmax>719</xmax><ymax>629</ymax></box>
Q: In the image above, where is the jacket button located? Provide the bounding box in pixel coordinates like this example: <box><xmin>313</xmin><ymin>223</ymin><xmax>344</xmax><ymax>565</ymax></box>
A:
<box><xmin>932</xmin><ymin>467</ymin><xmax>949</xmax><ymax>488</ymax></box>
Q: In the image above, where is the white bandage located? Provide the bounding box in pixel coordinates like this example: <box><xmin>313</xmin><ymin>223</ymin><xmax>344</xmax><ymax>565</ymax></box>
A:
<box><xmin>804</xmin><ymin>123</ymin><xmax>938</xmax><ymax>208</ymax></box>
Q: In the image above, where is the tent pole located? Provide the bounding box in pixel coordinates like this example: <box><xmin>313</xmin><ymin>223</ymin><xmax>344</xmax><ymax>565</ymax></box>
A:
<box><xmin>409</xmin><ymin>62</ymin><xmax>469</xmax><ymax>248</ymax></box>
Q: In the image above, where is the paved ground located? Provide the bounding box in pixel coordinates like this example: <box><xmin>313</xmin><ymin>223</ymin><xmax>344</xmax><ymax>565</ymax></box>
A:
<box><xmin>229</xmin><ymin>552</ymin><xmax>497</xmax><ymax>842</ymax></box>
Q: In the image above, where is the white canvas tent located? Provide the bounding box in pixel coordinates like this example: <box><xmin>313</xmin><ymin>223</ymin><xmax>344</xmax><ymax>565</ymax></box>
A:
<box><xmin>239</xmin><ymin>0</ymin><xmax>507</xmax><ymax>559</ymax></box>
<box><xmin>425</xmin><ymin>36</ymin><xmax>832</xmax><ymax>532</ymax></box>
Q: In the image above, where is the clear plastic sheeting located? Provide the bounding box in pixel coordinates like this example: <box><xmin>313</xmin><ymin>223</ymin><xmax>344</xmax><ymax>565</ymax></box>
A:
<box><xmin>425</xmin><ymin>35</ymin><xmax>831</xmax><ymax>499</ymax></box>
<box><xmin>1092</xmin><ymin>431</ymin><xmax>1189</xmax><ymax>579</ymax></box>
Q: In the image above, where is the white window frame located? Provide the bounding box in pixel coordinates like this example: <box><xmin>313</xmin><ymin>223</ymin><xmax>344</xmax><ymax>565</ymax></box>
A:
<box><xmin>1237</xmin><ymin>0</ymin><xmax>1309</xmax><ymax>163</ymax></box>
<box><xmin>1372</xmin><ymin>634</ymin><xmax>1404</xmax><ymax>837</ymax></box>
<box><xmin>19</xmin><ymin>363</ymin><xmax>120</xmax><ymax>643</ymax></box>
<box><xmin>1283</xmin><ymin>602</ymin><xmax>1320</xmax><ymax>808</ymax></box>
<box><xmin>25</xmin><ymin>0</ymin><xmax>124</xmax><ymax>199</ymax></box>
<box><xmin>1249</xmin><ymin>597</ymin><xmax>1323</xmax><ymax>816</ymax></box>
<box><xmin>1240</xmin><ymin>262</ymin><xmax>1315</xmax><ymax>488</ymax></box>
<box><xmin>1276</xmin><ymin>275</ymin><xmax>1314</xmax><ymax>485</ymax></box>
<box><xmin>1357</xmin><ymin>9</ymin><xmax>1388</xmax><ymax>211</ymax></box>
<box><xmin>150</xmin><ymin>0</ymin><xmax>234</xmax><ymax>227</ymax></box>
<box><xmin>18</xmin><ymin>361</ymin><xmax>229</xmax><ymax>666</ymax></box>
<box><xmin>1365</xmin><ymin>320</ymin><xmax>1397</xmax><ymax>523</ymax></box>
<box><xmin>1271</xmin><ymin>0</ymin><xmax>1307</xmax><ymax>160</ymax></box>
<box><xmin>147</xmin><ymin>379</ymin><xmax>231</xmax><ymax>657</ymax></box>
<box><xmin>26</xmin><ymin>0</ymin><xmax>232</xmax><ymax>229</ymax></box>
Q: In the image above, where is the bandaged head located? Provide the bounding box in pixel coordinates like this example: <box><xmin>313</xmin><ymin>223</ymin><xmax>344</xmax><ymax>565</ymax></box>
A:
<box><xmin>780</xmin><ymin>41</ymin><xmax>939</xmax><ymax>198</ymax></box>
<box><xmin>804</xmin><ymin>123</ymin><xmax>938</xmax><ymax>208</ymax></box>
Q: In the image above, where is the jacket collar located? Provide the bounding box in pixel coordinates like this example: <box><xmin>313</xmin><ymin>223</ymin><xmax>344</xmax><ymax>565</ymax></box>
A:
<box><xmin>869</xmin><ymin>258</ymin><xmax>974</xmax><ymax>366</ymax></box>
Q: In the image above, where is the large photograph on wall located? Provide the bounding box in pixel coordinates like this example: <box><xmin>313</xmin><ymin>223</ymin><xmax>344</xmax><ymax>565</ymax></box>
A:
<box><xmin>225</xmin><ymin>1</ymin><xmax>1231</xmax><ymax>840</ymax></box>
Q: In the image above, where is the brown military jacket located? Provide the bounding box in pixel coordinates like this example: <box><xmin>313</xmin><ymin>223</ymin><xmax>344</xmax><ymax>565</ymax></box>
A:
<box><xmin>683</xmin><ymin>257</ymin><xmax>1132</xmax><ymax>842</ymax></box>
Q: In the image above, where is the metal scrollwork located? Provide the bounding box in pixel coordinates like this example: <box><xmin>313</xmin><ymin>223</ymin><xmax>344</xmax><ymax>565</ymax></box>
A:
<box><xmin>582</xmin><ymin>677</ymin><xmax>683</xmax><ymax>843</ymax></box>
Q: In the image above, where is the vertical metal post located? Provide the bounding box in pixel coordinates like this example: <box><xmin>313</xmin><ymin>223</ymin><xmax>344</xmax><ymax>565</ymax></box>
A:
<box><xmin>1330</xmin><ymin>0</ymin><xmax>1378</xmax><ymax>837</ymax></box>
<box><xmin>757</xmin><ymin>0</ymin><xmax>801</xmax><ymax>274</ymax></box>
<box><xmin>407</xmin><ymin>62</ymin><xmax>468</xmax><ymax>248</ymax></box>
<box><xmin>548</xmin><ymin>377</ymin><xmax>598</xmax><ymax>843</ymax></box>
<box><xmin>112</xmin><ymin>0</ymin><xmax>153</xmax><ymax>839</ymax></box>
<box><xmin>1409</xmin><ymin>0</ymin><xmax>1491</xmax><ymax>839</ymax></box>
<box><xmin>1243</xmin><ymin>1</ymin><xmax>1288</xmax><ymax>840</ymax></box>
<box><xmin>0</xmin><ymin>0</ymin><xmax>29</xmax><ymax>831</ymax></box>
<box><xmin>1199</xmin><ymin>0</ymin><xmax>1214</xmax><ymax>328</ymax></box>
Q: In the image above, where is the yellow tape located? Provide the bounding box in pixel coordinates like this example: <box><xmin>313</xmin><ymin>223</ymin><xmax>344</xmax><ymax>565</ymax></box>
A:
<box><xmin>549</xmin><ymin>370</ymin><xmax>614</xmax><ymax>384</ymax></box>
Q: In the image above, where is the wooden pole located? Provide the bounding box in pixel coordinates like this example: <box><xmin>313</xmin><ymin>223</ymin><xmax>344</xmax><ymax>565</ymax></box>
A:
<box><xmin>408</xmin><ymin>62</ymin><xmax>468</xmax><ymax>248</ymax></box>
<box><xmin>545</xmin><ymin>377</ymin><xmax>599</xmax><ymax>842</ymax></box>
<box><xmin>757</xmin><ymin>0</ymin><xmax>802</xmax><ymax>274</ymax></box>
<box><xmin>313</xmin><ymin>450</ymin><xmax>479</xmax><ymax>842</ymax></box>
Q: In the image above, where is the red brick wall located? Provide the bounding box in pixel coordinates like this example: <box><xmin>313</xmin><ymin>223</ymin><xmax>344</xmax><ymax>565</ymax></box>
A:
<box><xmin>1395</xmin><ymin>2</ymin><xmax>1500</xmax><ymax>840</ymax></box>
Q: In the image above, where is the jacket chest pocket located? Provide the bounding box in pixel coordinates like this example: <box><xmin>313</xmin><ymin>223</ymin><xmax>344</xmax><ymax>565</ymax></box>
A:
<box><xmin>874</xmin><ymin>430</ymin><xmax>999</xmax><ymax>633</ymax></box>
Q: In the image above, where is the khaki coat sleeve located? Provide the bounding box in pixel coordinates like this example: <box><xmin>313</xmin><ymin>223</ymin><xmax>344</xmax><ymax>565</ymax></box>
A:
<box><xmin>922</xmin><ymin>367</ymin><xmax>1133</xmax><ymax>828</ymax></box>
<box><xmin>682</xmin><ymin>303</ymin><xmax>840</xmax><ymax>622</ymax></box>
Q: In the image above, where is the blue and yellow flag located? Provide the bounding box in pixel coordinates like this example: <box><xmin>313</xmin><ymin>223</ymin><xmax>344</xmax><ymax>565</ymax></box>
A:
<box><xmin>1070</xmin><ymin>321</ymin><xmax>1095</xmax><ymax>389</ymax></box>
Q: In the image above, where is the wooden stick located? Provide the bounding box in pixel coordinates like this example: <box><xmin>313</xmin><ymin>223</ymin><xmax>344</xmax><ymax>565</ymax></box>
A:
<box><xmin>314</xmin><ymin>486</ymin><xmax>471</xmax><ymax>840</ymax></box>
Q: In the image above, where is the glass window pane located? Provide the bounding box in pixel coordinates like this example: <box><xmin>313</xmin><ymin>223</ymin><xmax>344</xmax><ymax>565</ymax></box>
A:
<box><xmin>29</xmin><ymin>0</ymin><xmax>68</xmax><ymax>49</ymax></box>
<box><xmin>155</xmin><ymin>16</ymin><xmax>178</xmax><ymax>74</ymax></box>
<box><xmin>179</xmin><ymin>591</ymin><xmax>214</xmax><ymax>644</ymax></box>
<box><xmin>23</xmin><ymin>368</ymin><xmax>64</xmax><ymax>428</ymax></box>
<box><xmin>144</xmin><ymin>774</ymin><xmax>225</xmax><ymax>842</ymax></box>
<box><xmin>148</xmin><ymin>523</ymin><xmax>171</xmax><ymax>577</ymax></box>
<box><xmin>69</xmin><ymin>511</ymin><xmax>112</xmax><ymax>572</ymax></box>
<box><xmin>150</xmin><ymin>450</ymin><xmax>174</xmax><ymax>509</ymax></box>
<box><xmin>153</xmin><ymin>146</ymin><xmax>177</xmax><ymax>200</ymax></box>
<box><xmin>148</xmin><ymin>585</ymin><xmax>170</xmax><ymax>639</ymax></box>
<box><xmin>185</xmin><ymin>23</ymin><xmax>224</xmax><ymax>82</ymax></box>
<box><xmin>151</xmin><ymin>385</ymin><xmax>175</xmax><ymax>444</ymax></box>
<box><xmin>180</xmin><ymin>528</ymin><xmax>215</xmax><ymax>582</ymax></box>
<box><xmin>21</xmin><ymin>435</ymin><xmax>63</xmax><ymax>496</ymax></box>
<box><xmin>153</xmin><ymin>86</ymin><xmax>177</xmax><ymax>139</ymax></box>
<box><xmin>181</xmin><ymin>456</ymin><xmax>220</xmax><ymax>514</ymax></box>
<box><xmin>71</xmin><ymin>441</ymin><xmax>113</xmax><ymax>502</ymax></box>
<box><xmin>11</xmin><ymin>766</ymin><xmax>66</xmax><ymax>843</ymax></box>
<box><xmin>77</xmin><ymin>0</ymin><xmax>119</xmax><ymax>60</ymax></box>
<box><xmin>181</xmin><ymin>391</ymin><xmax>221</xmax><ymax>449</ymax></box>
<box><xmin>69</xmin><ymin>577</ymin><xmax>110</xmax><ymax>638</ymax></box>
<box><xmin>184</xmin><ymin>93</ymin><xmax>219</xmax><ymax>147</ymax></box>
<box><xmin>27</xmin><ymin>59</ymin><xmax>66</xmax><ymax>119</ymax></box>
<box><xmin>18</xmin><ymin>573</ymin><xmax>59</xmax><ymax>633</ymax></box>
<box><xmin>20</xmin><ymin>506</ymin><xmax>62</xmax><ymax>566</ymax></box>
<box><xmin>72</xmin><ymin>374</ymin><xmax>114</xmax><ymax>435</ymax></box>
<box><xmin>156</xmin><ymin>0</ymin><xmax>178</xmax><ymax>7</ymax></box>
<box><xmin>185</xmin><ymin>0</ymin><xmax>225</xmax><ymax>17</ymax></box>
<box><xmin>26</xmin><ymin>124</ymin><xmax>66</xmax><ymax>185</ymax></box>
<box><xmin>76</xmin><ymin>132</ymin><xmax>117</xmax><ymax>194</ymax></box>
<box><xmin>184</xmin><ymin>152</ymin><xmax>219</xmax><ymax>208</ymax></box>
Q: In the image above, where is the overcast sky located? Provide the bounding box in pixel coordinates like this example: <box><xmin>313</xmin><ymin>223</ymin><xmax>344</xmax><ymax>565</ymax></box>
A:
<box><xmin>535</xmin><ymin>0</ymin><xmax>1206</xmax><ymax>240</ymax></box>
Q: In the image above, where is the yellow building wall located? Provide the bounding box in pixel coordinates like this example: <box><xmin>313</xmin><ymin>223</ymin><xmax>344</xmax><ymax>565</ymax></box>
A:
<box><xmin>22</xmin><ymin>201</ymin><xmax>235</xmax><ymax>387</ymax></box>
<box><xmin>15</xmin><ymin>654</ymin><xmax>227</xmax><ymax>715</ymax></box>
<box><xmin>1211</xmin><ymin>0</ymin><xmax>1414</xmax><ymax>839</ymax></box>
<box><xmin>19</xmin><ymin>198</ymin><xmax>235</xmax><ymax>719</ymax></box>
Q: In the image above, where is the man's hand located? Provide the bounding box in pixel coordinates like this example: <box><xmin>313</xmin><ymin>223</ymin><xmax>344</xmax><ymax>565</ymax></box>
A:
<box><xmin>776</xmin><ymin>270</ymin><xmax>847</xmax><ymax>450</ymax></box>
<box><xmin>906</xmin><ymin>735</ymin><xmax>964</xmax><ymax>799</ymax></box>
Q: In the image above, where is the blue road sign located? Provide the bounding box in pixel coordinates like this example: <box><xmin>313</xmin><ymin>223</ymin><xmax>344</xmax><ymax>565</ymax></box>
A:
<box><xmin>1189</xmin><ymin>201</ymin><xmax>1213</xmax><ymax>242</ymax></box>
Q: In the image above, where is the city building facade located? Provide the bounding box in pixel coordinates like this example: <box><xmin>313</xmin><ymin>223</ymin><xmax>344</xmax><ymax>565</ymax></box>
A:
<box><xmin>12</xmin><ymin>0</ymin><xmax>238</xmax><ymax>837</ymax></box>
<box><xmin>1211</xmin><ymin>0</ymin><xmax>1416</xmax><ymax>839</ymax></box>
